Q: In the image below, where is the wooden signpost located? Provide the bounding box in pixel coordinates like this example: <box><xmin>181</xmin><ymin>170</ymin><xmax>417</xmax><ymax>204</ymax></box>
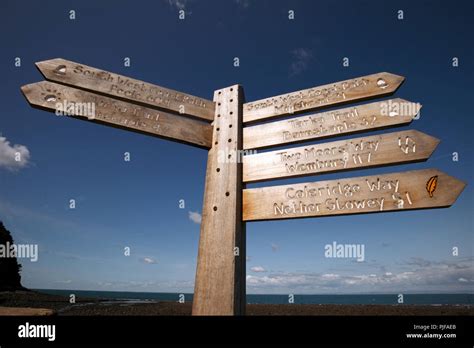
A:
<box><xmin>21</xmin><ymin>59</ymin><xmax>466</xmax><ymax>316</ymax></box>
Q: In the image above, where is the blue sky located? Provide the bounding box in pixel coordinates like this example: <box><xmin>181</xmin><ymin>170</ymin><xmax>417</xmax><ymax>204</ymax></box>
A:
<box><xmin>0</xmin><ymin>0</ymin><xmax>472</xmax><ymax>294</ymax></box>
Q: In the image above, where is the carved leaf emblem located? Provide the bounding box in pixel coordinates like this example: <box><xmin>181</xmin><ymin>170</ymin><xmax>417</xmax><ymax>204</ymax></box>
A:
<box><xmin>426</xmin><ymin>175</ymin><xmax>438</xmax><ymax>198</ymax></box>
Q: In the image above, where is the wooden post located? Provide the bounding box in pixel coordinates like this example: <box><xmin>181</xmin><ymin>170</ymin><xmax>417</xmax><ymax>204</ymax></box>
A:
<box><xmin>192</xmin><ymin>85</ymin><xmax>245</xmax><ymax>315</ymax></box>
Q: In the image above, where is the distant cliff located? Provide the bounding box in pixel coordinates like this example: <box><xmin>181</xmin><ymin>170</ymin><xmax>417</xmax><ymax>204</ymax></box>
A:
<box><xmin>0</xmin><ymin>221</ymin><xmax>24</xmax><ymax>291</ymax></box>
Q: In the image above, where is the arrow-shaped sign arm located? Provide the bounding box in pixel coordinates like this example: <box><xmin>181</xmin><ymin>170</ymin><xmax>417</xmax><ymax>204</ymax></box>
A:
<box><xmin>243</xmin><ymin>169</ymin><xmax>466</xmax><ymax>221</ymax></box>
<box><xmin>21</xmin><ymin>81</ymin><xmax>213</xmax><ymax>149</ymax></box>
<box><xmin>243</xmin><ymin>129</ymin><xmax>440</xmax><ymax>183</ymax></box>
<box><xmin>35</xmin><ymin>58</ymin><xmax>216</xmax><ymax>122</ymax></box>
<box><xmin>243</xmin><ymin>98</ymin><xmax>422</xmax><ymax>150</ymax></box>
<box><xmin>243</xmin><ymin>72</ymin><xmax>406</xmax><ymax>123</ymax></box>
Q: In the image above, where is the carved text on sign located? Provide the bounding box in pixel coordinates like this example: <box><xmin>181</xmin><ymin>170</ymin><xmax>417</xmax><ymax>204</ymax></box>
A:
<box><xmin>243</xmin><ymin>73</ymin><xmax>405</xmax><ymax>123</ymax></box>
<box><xmin>242</xmin><ymin>169</ymin><xmax>466</xmax><ymax>221</ymax></box>
<box><xmin>242</xmin><ymin>99</ymin><xmax>419</xmax><ymax>150</ymax></box>
<box><xmin>21</xmin><ymin>81</ymin><xmax>213</xmax><ymax>148</ymax></box>
<box><xmin>71</xmin><ymin>65</ymin><xmax>209</xmax><ymax>109</ymax></box>
<box><xmin>243</xmin><ymin>130</ymin><xmax>439</xmax><ymax>182</ymax></box>
<box><xmin>36</xmin><ymin>58</ymin><xmax>215</xmax><ymax>121</ymax></box>
<box><xmin>245</xmin><ymin>78</ymin><xmax>370</xmax><ymax>115</ymax></box>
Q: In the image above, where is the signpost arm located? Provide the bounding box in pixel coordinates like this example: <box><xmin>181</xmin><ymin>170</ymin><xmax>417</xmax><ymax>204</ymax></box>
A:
<box><xmin>192</xmin><ymin>85</ymin><xmax>246</xmax><ymax>315</ymax></box>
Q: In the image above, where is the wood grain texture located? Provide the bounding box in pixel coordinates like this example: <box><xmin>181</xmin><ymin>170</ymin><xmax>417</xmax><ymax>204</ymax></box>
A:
<box><xmin>243</xmin><ymin>99</ymin><xmax>420</xmax><ymax>150</ymax></box>
<box><xmin>243</xmin><ymin>72</ymin><xmax>405</xmax><ymax>123</ymax></box>
<box><xmin>243</xmin><ymin>169</ymin><xmax>466</xmax><ymax>221</ymax></box>
<box><xmin>243</xmin><ymin>130</ymin><xmax>439</xmax><ymax>183</ymax></box>
<box><xmin>192</xmin><ymin>85</ymin><xmax>245</xmax><ymax>315</ymax></box>
<box><xmin>36</xmin><ymin>58</ymin><xmax>215</xmax><ymax>121</ymax></box>
<box><xmin>21</xmin><ymin>81</ymin><xmax>212</xmax><ymax>149</ymax></box>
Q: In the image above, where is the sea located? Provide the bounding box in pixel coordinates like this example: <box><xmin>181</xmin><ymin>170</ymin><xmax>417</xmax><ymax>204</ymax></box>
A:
<box><xmin>34</xmin><ymin>289</ymin><xmax>473</xmax><ymax>305</ymax></box>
